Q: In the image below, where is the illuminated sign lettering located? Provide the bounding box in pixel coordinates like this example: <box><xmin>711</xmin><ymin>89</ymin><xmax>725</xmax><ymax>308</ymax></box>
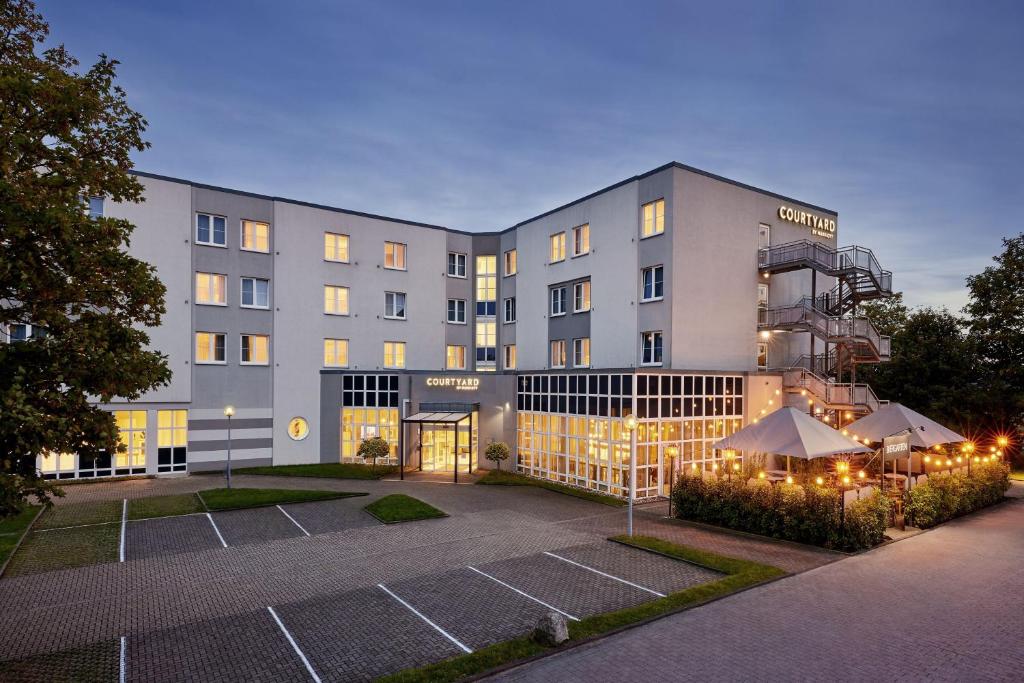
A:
<box><xmin>778</xmin><ymin>205</ymin><xmax>836</xmax><ymax>239</ymax></box>
<box><xmin>425</xmin><ymin>376</ymin><xmax>480</xmax><ymax>391</ymax></box>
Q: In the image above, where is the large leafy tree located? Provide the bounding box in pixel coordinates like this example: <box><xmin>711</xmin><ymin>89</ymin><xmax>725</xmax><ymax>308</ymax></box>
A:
<box><xmin>0</xmin><ymin>0</ymin><xmax>170</xmax><ymax>514</ymax></box>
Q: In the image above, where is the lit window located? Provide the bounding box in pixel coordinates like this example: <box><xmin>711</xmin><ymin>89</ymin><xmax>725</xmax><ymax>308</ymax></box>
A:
<box><xmin>385</xmin><ymin>291</ymin><xmax>407</xmax><ymax>319</ymax></box>
<box><xmin>504</xmin><ymin>344</ymin><xmax>517</xmax><ymax>370</ymax></box>
<box><xmin>195</xmin><ymin>272</ymin><xmax>226</xmax><ymax>305</ymax></box>
<box><xmin>476</xmin><ymin>320</ymin><xmax>496</xmax><ymax>369</ymax></box>
<box><xmin>446</xmin><ymin>345</ymin><xmax>466</xmax><ymax>369</ymax></box>
<box><xmin>324</xmin><ymin>285</ymin><xmax>350</xmax><ymax>315</ymax></box>
<box><xmin>572</xmin><ymin>224</ymin><xmax>590</xmax><ymax>256</ymax></box>
<box><xmin>114</xmin><ymin>410</ymin><xmax>146</xmax><ymax>470</ymax></box>
<box><xmin>504</xmin><ymin>249</ymin><xmax>517</xmax><ymax>276</ymax></box>
<box><xmin>447</xmin><ymin>252</ymin><xmax>467</xmax><ymax>278</ymax></box>
<box><xmin>324</xmin><ymin>338</ymin><xmax>349</xmax><ymax>367</ymax></box>
<box><xmin>757</xmin><ymin>342</ymin><xmax>768</xmax><ymax>371</ymax></box>
<box><xmin>550</xmin><ymin>340</ymin><xmax>566</xmax><ymax>368</ymax></box>
<box><xmin>447</xmin><ymin>299</ymin><xmax>467</xmax><ymax>324</ymax></box>
<box><xmin>196</xmin><ymin>213</ymin><xmax>226</xmax><ymax>246</ymax></box>
<box><xmin>325</xmin><ymin>233</ymin><xmax>350</xmax><ymax>262</ymax></box>
<box><xmin>550</xmin><ymin>286</ymin><xmax>567</xmax><ymax>316</ymax></box>
<box><xmin>549</xmin><ymin>233</ymin><xmax>566</xmax><ymax>263</ymax></box>
<box><xmin>240</xmin><ymin>277</ymin><xmax>269</xmax><ymax>308</ymax></box>
<box><xmin>240</xmin><ymin>334</ymin><xmax>269</xmax><ymax>365</ymax></box>
<box><xmin>641</xmin><ymin>331</ymin><xmax>663</xmax><ymax>365</ymax></box>
<box><xmin>241</xmin><ymin>220</ymin><xmax>270</xmax><ymax>252</ymax></box>
<box><xmin>642</xmin><ymin>265</ymin><xmax>664</xmax><ymax>301</ymax></box>
<box><xmin>475</xmin><ymin>255</ymin><xmax>497</xmax><ymax>316</ymax></box>
<box><xmin>573</xmin><ymin>281</ymin><xmax>591</xmax><ymax>312</ymax></box>
<box><xmin>384</xmin><ymin>242</ymin><xmax>407</xmax><ymax>270</ymax></box>
<box><xmin>157</xmin><ymin>409</ymin><xmax>187</xmax><ymax>473</ymax></box>
<box><xmin>573</xmin><ymin>338</ymin><xmax>591</xmax><ymax>368</ymax></box>
<box><xmin>504</xmin><ymin>297</ymin><xmax>516</xmax><ymax>324</ymax></box>
<box><xmin>196</xmin><ymin>332</ymin><xmax>226</xmax><ymax>364</ymax></box>
<box><xmin>384</xmin><ymin>341</ymin><xmax>406</xmax><ymax>368</ymax></box>
<box><xmin>642</xmin><ymin>199</ymin><xmax>665</xmax><ymax>238</ymax></box>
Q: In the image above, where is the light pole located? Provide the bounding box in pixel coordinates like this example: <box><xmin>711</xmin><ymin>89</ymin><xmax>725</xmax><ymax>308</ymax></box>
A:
<box><xmin>224</xmin><ymin>404</ymin><xmax>235</xmax><ymax>489</ymax></box>
<box><xmin>624</xmin><ymin>413</ymin><xmax>638</xmax><ymax>537</ymax></box>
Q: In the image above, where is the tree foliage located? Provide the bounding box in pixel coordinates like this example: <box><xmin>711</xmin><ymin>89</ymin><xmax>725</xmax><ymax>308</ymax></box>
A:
<box><xmin>484</xmin><ymin>441</ymin><xmax>510</xmax><ymax>470</ymax></box>
<box><xmin>357</xmin><ymin>436</ymin><xmax>391</xmax><ymax>471</ymax></box>
<box><xmin>0</xmin><ymin>0</ymin><xmax>170</xmax><ymax>514</ymax></box>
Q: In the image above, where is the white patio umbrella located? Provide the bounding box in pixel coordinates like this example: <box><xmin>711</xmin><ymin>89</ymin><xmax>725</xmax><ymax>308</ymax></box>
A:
<box><xmin>713</xmin><ymin>407</ymin><xmax>871</xmax><ymax>459</ymax></box>
<box><xmin>844</xmin><ymin>403</ymin><xmax>965</xmax><ymax>449</ymax></box>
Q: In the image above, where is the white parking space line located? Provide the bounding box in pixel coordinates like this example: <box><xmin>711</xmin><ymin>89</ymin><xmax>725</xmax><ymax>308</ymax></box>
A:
<box><xmin>378</xmin><ymin>583</ymin><xmax>474</xmax><ymax>653</ymax></box>
<box><xmin>119</xmin><ymin>499</ymin><xmax>127</xmax><ymax>563</ymax></box>
<box><xmin>542</xmin><ymin>551</ymin><xmax>667</xmax><ymax>597</ymax></box>
<box><xmin>267</xmin><ymin>606</ymin><xmax>322</xmax><ymax>683</ymax></box>
<box><xmin>118</xmin><ymin>635</ymin><xmax>126</xmax><ymax>683</ymax></box>
<box><xmin>466</xmin><ymin>566</ymin><xmax>580</xmax><ymax>621</ymax></box>
<box><xmin>277</xmin><ymin>505</ymin><xmax>311</xmax><ymax>536</ymax></box>
<box><xmin>206</xmin><ymin>513</ymin><xmax>228</xmax><ymax>548</ymax></box>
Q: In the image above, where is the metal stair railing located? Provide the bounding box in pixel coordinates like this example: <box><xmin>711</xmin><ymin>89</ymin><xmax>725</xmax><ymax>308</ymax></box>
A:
<box><xmin>759</xmin><ymin>240</ymin><xmax>893</xmax><ymax>299</ymax></box>
<box><xmin>760</xmin><ymin>297</ymin><xmax>888</xmax><ymax>362</ymax></box>
<box><xmin>779</xmin><ymin>365</ymin><xmax>883</xmax><ymax>413</ymax></box>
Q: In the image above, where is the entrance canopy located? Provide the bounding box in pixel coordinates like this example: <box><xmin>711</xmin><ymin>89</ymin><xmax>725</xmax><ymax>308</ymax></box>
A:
<box><xmin>403</xmin><ymin>411</ymin><xmax>470</xmax><ymax>424</ymax></box>
<box><xmin>713</xmin><ymin>406</ymin><xmax>871</xmax><ymax>460</ymax></box>
<box><xmin>844</xmin><ymin>403</ymin><xmax>965</xmax><ymax>449</ymax></box>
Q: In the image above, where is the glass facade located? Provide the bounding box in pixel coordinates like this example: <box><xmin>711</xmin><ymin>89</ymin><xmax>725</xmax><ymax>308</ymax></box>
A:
<box><xmin>516</xmin><ymin>372</ymin><xmax>744</xmax><ymax>499</ymax></box>
<box><xmin>340</xmin><ymin>374</ymin><xmax>400</xmax><ymax>464</ymax></box>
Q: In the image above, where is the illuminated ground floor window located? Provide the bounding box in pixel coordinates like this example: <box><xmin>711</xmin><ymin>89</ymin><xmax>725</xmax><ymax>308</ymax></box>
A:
<box><xmin>340</xmin><ymin>407</ymin><xmax>400</xmax><ymax>464</ymax></box>
<box><xmin>157</xmin><ymin>409</ymin><xmax>188</xmax><ymax>473</ymax></box>
<box><xmin>114</xmin><ymin>409</ymin><xmax>147</xmax><ymax>474</ymax></box>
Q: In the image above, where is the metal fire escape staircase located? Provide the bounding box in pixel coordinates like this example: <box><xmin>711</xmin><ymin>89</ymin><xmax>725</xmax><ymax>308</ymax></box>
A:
<box><xmin>758</xmin><ymin>240</ymin><xmax>894</xmax><ymax>415</ymax></box>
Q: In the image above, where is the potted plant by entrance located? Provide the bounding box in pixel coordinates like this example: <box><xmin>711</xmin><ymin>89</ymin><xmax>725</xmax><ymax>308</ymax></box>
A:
<box><xmin>484</xmin><ymin>441</ymin><xmax>511</xmax><ymax>471</ymax></box>
<box><xmin>358</xmin><ymin>436</ymin><xmax>391</xmax><ymax>474</ymax></box>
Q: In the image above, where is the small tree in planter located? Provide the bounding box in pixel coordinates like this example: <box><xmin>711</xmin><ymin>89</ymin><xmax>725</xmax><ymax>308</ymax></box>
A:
<box><xmin>484</xmin><ymin>441</ymin><xmax>511</xmax><ymax>471</ymax></box>
<box><xmin>357</xmin><ymin>436</ymin><xmax>391</xmax><ymax>474</ymax></box>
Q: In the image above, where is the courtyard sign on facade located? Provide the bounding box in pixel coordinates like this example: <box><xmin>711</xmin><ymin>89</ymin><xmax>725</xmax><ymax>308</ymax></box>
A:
<box><xmin>425</xmin><ymin>376</ymin><xmax>480</xmax><ymax>391</ymax></box>
<box><xmin>778</xmin><ymin>205</ymin><xmax>836</xmax><ymax>239</ymax></box>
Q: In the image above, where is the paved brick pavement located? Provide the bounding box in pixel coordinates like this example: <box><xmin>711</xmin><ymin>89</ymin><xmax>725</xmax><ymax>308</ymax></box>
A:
<box><xmin>491</xmin><ymin>498</ymin><xmax>1024</xmax><ymax>682</ymax></box>
<box><xmin>126</xmin><ymin>514</ymin><xmax>223</xmax><ymax>561</ymax></box>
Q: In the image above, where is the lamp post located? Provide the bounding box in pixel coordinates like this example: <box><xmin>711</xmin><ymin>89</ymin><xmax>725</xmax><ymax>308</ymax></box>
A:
<box><xmin>224</xmin><ymin>405</ymin><xmax>235</xmax><ymax>489</ymax></box>
<box><xmin>666</xmin><ymin>445</ymin><xmax>678</xmax><ymax>517</ymax></box>
<box><xmin>624</xmin><ymin>414</ymin><xmax>638</xmax><ymax>537</ymax></box>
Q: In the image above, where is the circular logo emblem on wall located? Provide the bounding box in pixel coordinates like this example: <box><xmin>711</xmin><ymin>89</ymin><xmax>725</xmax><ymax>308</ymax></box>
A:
<box><xmin>287</xmin><ymin>417</ymin><xmax>309</xmax><ymax>441</ymax></box>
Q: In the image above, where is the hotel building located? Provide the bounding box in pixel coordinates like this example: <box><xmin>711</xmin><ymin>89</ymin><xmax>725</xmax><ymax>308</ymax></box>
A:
<box><xmin>26</xmin><ymin>162</ymin><xmax>894</xmax><ymax>499</ymax></box>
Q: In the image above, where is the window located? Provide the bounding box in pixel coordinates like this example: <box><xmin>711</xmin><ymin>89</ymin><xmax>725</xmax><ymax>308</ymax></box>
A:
<box><xmin>114</xmin><ymin>410</ymin><xmax>146</xmax><ymax>471</ymax></box>
<box><xmin>642</xmin><ymin>265</ymin><xmax>664</xmax><ymax>301</ymax></box>
<box><xmin>195</xmin><ymin>332</ymin><xmax>225</xmax><ymax>364</ymax></box>
<box><xmin>447</xmin><ymin>252</ymin><xmax>467</xmax><ymax>278</ymax></box>
<box><xmin>157</xmin><ymin>409</ymin><xmax>187</xmax><ymax>473</ymax></box>
<box><xmin>757</xmin><ymin>283</ymin><xmax>769</xmax><ymax>309</ymax></box>
<box><xmin>758</xmin><ymin>223</ymin><xmax>771</xmax><ymax>250</ymax></box>
<box><xmin>385</xmin><ymin>291</ymin><xmax>407</xmax><ymax>319</ymax></box>
<box><xmin>195</xmin><ymin>272</ymin><xmax>226</xmax><ymax>305</ymax></box>
<box><xmin>196</xmin><ymin>213</ymin><xmax>226</xmax><ymax>247</ymax></box>
<box><xmin>475</xmin><ymin>255</ymin><xmax>497</xmax><ymax>316</ymax></box>
<box><xmin>324</xmin><ymin>338</ymin><xmax>349</xmax><ymax>367</ymax></box>
<box><xmin>549</xmin><ymin>232</ymin><xmax>566</xmax><ymax>263</ymax></box>
<box><xmin>757</xmin><ymin>342</ymin><xmax>768</xmax><ymax>371</ymax></box>
<box><xmin>87</xmin><ymin>197</ymin><xmax>104</xmax><ymax>218</ymax></box>
<box><xmin>325</xmin><ymin>232</ymin><xmax>350</xmax><ymax>262</ymax></box>
<box><xmin>241</xmin><ymin>334</ymin><xmax>269</xmax><ymax>365</ymax></box>
<box><xmin>573</xmin><ymin>281</ymin><xmax>591</xmax><ymax>312</ymax></box>
<box><xmin>447</xmin><ymin>299</ymin><xmax>467</xmax><ymax>324</ymax></box>
<box><xmin>240</xmin><ymin>277</ymin><xmax>269</xmax><ymax>308</ymax></box>
<box><xmin>324</xmin><ymin>285</ymin><xmax>350</xmax><ymax>315</ymax></box>
<box><xmin>642</xmin><ymin>199</ymin><xmax>665</xmax><ymax>238</ymax></box>
<box><xmin>641</xmin><ymin>331</ymin><xmax>663</xmax><ymax>365</ymax></box>
<box><xmin>384</xmin><ymin>242</ymin><xmax>407</xmax><ymax>270</ymax></box>
<box><xmin>550</xmin><ymin>286</ymin><xmax>567</xmax><ymax>316</ymax></box>
<box><xmin>572</xmin><ymin>223</ymin><xmax>590</xmax><ymax>256</ymax></box>
<box><xmin>384</xmin><ymin>341</ymin><xmax>406</xmax><ymax>368</ymax></box>
<box><xmin>241</xmin><ymin>220</ymin><xmax>270</xmax><ymax>252</ymax></box>
<box><xmin>504</xmin><ymin>297</ymin><xmax>516</xmax><ymax>324</ymax></box>
<box><xmin>550</xmin><ymin>340</ymin><xmax>566</xmax><ymax>368</ymax></box>
<box><xmin>504</xmin><ymin>249</ymin><xmax>517</xmax><ymax>276</ymax></box>
<box><xmin>446</xmin><ymin>345</ymin><xmax>466</xmax><ymax>370</ymax></box>
<box><xmin>573</xmin><ymin>338</ymin><xmax>591</xmax><ymax>368</ymax></box>
<box><xmin>6</xmin><ymin>324</ymin><xmax>34</xmax><ymax>342</ymax></box>
<box><xmin>504</xmin><ymin>344</ymin><xmax>517</xmax><ymax>370</ymax></box>
<box><xmin>476</xmin><ymin>320</ymin><xmax>496</xmax><ymax>368</ymax></box>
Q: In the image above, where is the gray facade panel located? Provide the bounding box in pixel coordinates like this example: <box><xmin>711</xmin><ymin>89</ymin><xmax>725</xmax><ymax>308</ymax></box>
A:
<box><xmin>188</xmin><ymin>438</ymin><xmax>274</xmax><ymax>452</ymax></box>
<box><xmin>189</xmin><ymin>418</ymin><xmax>274</xmax><ymax>431</ymax></box>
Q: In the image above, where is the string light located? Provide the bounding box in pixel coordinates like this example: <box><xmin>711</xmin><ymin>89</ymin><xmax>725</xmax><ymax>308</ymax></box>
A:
<box><xmin>815</xmin><ymin>476</ymin><xmax>824</xmax><ymax>485</ymax></box>
<box><xmin>785</xmin><ymin>475</ymin><xmax>794</xmax><ymax>485</ymax></box>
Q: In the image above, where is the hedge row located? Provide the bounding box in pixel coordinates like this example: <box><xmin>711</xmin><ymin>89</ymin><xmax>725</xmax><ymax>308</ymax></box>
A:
<box><xmin>671</xmin><ymin>475</ymin><xmax>889</xmax><ymax>551</ymax></box>
<box><xmin>905</xmin><ymin>462</ymin><xmax>1009</xmax><ymax>528</ymax></box>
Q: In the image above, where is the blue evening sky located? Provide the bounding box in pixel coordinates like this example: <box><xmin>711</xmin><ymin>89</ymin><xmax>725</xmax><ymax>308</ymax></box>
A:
<box><xmin>42</xmin><ymin>0</ymin><xmax>1024</xmax><ymax>310</ymax></box>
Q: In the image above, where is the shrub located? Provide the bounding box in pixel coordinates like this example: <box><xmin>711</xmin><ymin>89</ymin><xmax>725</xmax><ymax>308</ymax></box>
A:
<box><xmin>357</xmin><ymin>436</ymin><xmax>391</xmax><ymax>472</ymax></box>
<box><xmin>906</xmin><ymin>462</ymin><xmax>1009</xmax><ymax>528</ymax></box>
<box><xmin>671</xmin><ymin>474</ymin><xmax>888</xmax><ymax>551</ymax></box>
<box><xmin>484</xmin><ymin>442</ymin><xmax>511</xmax><ymax>471</ymax></box>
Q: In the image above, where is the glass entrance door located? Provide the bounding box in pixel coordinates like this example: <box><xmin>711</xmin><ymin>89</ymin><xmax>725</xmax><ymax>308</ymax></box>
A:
<box><xmin>420</xmin><ymin>423</ymin><xmax>474</xmax><ymax>473</ymax></box>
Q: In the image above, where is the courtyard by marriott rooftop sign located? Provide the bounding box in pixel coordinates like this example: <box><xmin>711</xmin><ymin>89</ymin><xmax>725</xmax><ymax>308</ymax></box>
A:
<box><xmin>426</xmin><ymin>376</ymin><xmax>480</xmax><ymax>391</ymax></box>
<box><xmin>778</xmin><ymin>205</ymin><xmax>836</xmax><ymax>239</ymax></box>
